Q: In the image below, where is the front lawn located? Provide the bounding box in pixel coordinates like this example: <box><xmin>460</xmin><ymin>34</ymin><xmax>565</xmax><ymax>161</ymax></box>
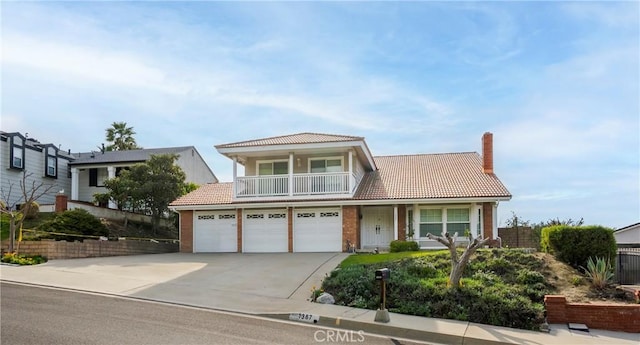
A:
<box><xmin>339</xmin><ymin>250</ymin><xmax>443</xmax><ymax>268</ymax></box>
<box><xmin>323</xmin><ymin>249</ymin><xmax>549</xmax><ymax>330</ymax></box>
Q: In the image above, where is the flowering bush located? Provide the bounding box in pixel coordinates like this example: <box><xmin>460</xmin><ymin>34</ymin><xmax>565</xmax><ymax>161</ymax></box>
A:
<box><xmin>1</xmin><ymin>252</ymin><xmax>47</xmax><ymax>265</ymax></box>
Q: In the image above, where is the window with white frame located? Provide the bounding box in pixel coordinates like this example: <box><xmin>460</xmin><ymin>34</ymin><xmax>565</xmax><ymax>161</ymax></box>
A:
<box><xmin>45</xmin><ymin>146</ymin><xmax>57</xmax><ymax>178</ymax></box>
<box><xmin>9</xmin><ymin>135</ymin><xmax>25</xmax><ymax>169</ymax></box>
<box><xmin>309</xmin><ymin>158</ymin><xmax>342</xmax><ymax>173</ymax></box>
<box><xmin>419</xmin><ymin>208</ymin><xmax>470</xmax><ymax>237</ymax></box>
<box><xmin>257</xmin><ymin>161</ymin><xmax>288</xmax><ymax>175</ymax></box>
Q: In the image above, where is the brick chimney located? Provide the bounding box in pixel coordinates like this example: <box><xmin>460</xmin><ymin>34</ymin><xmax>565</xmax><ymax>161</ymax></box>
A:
<box><xmin>482</xmin><ymin>132</ymin><xmax>493</xmax><ymax>174</ymax></box>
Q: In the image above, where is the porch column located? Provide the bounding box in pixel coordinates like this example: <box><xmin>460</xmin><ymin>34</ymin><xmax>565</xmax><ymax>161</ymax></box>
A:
<box><xmin>393</xmin><ymin>205</ymin><xmax>398</xmax><ymax>241</ymax></box>
<box><xmin>71</xmin><ymin>168</ymin><xmax>79</xmax><ymax>200</ymax></box>
<box><xmin>107</xmin><ymin>166</ymin><xmax>116</xmax><ymax>209</ymax></box>
<box><xmin>348</xmin><ymin>150</ymin><xmax>354</xmax><ymax>193</ymax></box>
<box><xmin>288</xmin><ymin>152</ymin><xmax>294</xmax><ymax>196</ymax></box>
<box><xmin>232</xmin><ymin>156</ymin><xmax>238</xmax><ymax>198</ymax></box>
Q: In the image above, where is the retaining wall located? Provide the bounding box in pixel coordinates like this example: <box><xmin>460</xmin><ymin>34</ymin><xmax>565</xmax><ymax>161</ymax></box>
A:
<box><xmin>544</xmin><ymin>295</ymin><xmax>640</xmax><ymax>333</ymax></box>
<box><xmin>2</xmin><ymin>239</ymin><xmax>178</xmax><ymax>260</ymax></box>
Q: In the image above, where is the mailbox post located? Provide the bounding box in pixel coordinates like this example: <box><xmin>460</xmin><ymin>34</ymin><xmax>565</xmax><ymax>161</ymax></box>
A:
<box><xmin>374</xmin><ymin>268</ymin><xmax>390</xmax><ymax>323</ymax></box>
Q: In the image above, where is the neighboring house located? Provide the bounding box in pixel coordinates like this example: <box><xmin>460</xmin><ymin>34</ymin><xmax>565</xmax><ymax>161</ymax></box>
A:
<box><xmin>69</xmin><ymin>146</ymin><xmax>217</xmax><ymax>209</ymax></box>
<box><xmin>170</xmin><ymin>132</ymin><xmax>512</xmax><ymax>253</ymax></box>
<box><xmin>614</xmin><ymin>222</ymin><xmax>640</xmax><ymax>248</ymax></box>
<box><xmin>0</xmin><ymin>131</ymin><xmax>74</xmax><ymax>207</ymax></box>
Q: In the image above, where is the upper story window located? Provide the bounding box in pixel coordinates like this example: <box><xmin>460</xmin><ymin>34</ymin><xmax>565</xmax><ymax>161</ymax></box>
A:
<box><xmin>419</xmin><ymin>208</ymin><xmax>470</xmax><ymax>238</ymax></box>
<box><xmin>257</xmin><ymin>161</ymin><xmax>288</xmax><ymax>175</ymax></box>
<box><xmin>45</xmin><ymin>146</ymin><xmax>58</xmax><ymax>178</ymax></box>
<box><xmin>9</xmin><ymin>134</ymin><xmax>25</xmax><ymax>170</ymax></box>
<box><xmin>310</xmin><ymin>158</ymin><xmax>342</xmax><ymax>173</ymax></box>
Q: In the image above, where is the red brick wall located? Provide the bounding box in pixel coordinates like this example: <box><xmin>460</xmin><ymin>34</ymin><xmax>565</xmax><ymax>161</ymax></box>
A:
<box><xmin>482</xmin><ymin>202</ymin><xmax>493</xmax><ymax>240</ymax></box>
<box><xmin>342</xmin><ymin>205</ymin><xmax>360</xmax><ymax>251</ymax></box>
<box><xmin>288</xmin><ymin>207</ymin><xmax>293</xmax><ymax>253</ymax></box>
<box><xmin>398</xmin><ymin>205</ymin><xmax>407</xmax><ymax>241</ymax></box>
<box><xmin>236</xmin><ymin>209</ymin><xmax>243</xmax><ymax>253</ymax></box>
<box><xmin>55</xmin><ymin>194</ymin><xmax>68</xmax><ymax>213</ymax></box>
<box><xmin>545</xmin><ymin>295</ymin><xmax>640</xmax><ymax>332</ymax></box>
<box><xmin>482</xmin><ymin>132</ymin><xmax>493</xmax><ymax>174</ymax></box>
<box><xmin>180</xmin><ymin>210</ymin><xmax>193</xmax><ymax>253</ymax></box>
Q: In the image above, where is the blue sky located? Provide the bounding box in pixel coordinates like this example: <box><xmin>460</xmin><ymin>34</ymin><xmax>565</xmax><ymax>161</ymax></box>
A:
<box><xmin>2</xmin><ymin>2</ymin><xmax>638</xmax><ymax>228</ymax></box>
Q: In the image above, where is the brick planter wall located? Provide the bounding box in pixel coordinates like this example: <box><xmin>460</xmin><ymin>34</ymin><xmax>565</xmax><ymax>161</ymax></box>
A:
<box><xmin>544</xmin><ymin>295</ymin><xmax>640</xmax><ymax>333</ymax></box>
<box><xmin>2</xmin><ymin>240</ymin><xmax>178</xmax><ymax>260</ymax></box>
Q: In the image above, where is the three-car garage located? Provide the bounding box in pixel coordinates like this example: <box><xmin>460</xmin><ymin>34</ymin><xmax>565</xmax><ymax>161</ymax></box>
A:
<box><xmin>191</xmin><ymin>207</ymin><xmax>342</xmax><ymax>253</ymax></box>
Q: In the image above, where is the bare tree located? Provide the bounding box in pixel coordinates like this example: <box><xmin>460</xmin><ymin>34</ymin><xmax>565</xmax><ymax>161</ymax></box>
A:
<box><xmin>427</xmin><ymin>231</ymin><xmax>491</xmax><ymax>288</ymax></box>
<box><xmin>1</xmin><ymin>171</ymin><xmax>57</xmax><ymax>253</ymax></box>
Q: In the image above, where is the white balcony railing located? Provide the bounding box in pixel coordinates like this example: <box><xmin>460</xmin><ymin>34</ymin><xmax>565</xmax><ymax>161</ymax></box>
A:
<box><xmin>235</xmin><ymin>172</ymin><xmax>352</xmax><ymax>198</ymax></box>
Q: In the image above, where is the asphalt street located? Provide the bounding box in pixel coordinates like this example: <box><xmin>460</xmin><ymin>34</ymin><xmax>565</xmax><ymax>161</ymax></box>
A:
<box><xmin>1</xmin><ymin>282</ymin><xmax>433</xmax><ymax>345</ymax></box>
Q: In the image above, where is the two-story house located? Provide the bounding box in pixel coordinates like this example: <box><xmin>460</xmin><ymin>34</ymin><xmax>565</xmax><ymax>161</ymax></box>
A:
<box><xmin>1</xmin><ymin>131</ymin><xmax>74</xmax><ymax>208</ymax></box>
<box><xmin>170</xmin><ymin>132</ymin><xmax>511</xmax><ymax>253</ymax></box>
<box><xmin>69</xmin><ymin>147</ymin><xmax>218</xmax><ymax>208</ymax></box>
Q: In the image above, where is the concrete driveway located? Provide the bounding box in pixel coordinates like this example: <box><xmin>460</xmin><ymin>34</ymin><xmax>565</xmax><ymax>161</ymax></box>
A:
<box><xmin>0</xmin><ymin>252</ymin><xmax>349</xmax><ymax>313</ymax></box>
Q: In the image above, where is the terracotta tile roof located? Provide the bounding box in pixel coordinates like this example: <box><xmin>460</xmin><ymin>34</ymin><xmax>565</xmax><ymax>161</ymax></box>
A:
<box><xmin>354</xmin><ymin>153</ymin><xmax>511</xmax><ymax>200</ymax></box>
<box><xmin>170</xmin><ymin>183</ymin><xmax>233</xmax><ymax>206</ymax></box>
<box><xmin>170</xmin><ymin>152</ymin><xmax>511</xmax><ymax>207</ymax></box>
<box><xmin>216</xmin><ymin>132</ymin><xmax>363</xmax><ymax>149</ymax></box>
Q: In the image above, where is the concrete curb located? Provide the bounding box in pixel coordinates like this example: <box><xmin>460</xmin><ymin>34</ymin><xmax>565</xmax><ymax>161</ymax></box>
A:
<box><xmin>258</xmin><ymin>312</ymin><xmax>510</xmax><ymax>345</ymax></box>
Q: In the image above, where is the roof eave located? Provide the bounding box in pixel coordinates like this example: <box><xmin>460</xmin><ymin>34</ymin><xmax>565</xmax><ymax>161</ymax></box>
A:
<box><xmin>216</xmin><ymin>140</ymin><xmax>377</xmax><ymax>170</ymax></box>
<box><xmin>168</xmin><ymin>195</ymin><xmax>511</xmax><ymax>210</ymax></box>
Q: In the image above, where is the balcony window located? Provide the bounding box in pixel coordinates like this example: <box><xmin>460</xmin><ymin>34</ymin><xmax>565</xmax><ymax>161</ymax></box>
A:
<box><xmin>258</xmin><ymin>161</ymin><xmax>288</xmax><ymax>175</ymax></box>
<box><xmin>310</xmin><ymin>158</ymin><xmax>342</xmax><ymax>173</ymax></box>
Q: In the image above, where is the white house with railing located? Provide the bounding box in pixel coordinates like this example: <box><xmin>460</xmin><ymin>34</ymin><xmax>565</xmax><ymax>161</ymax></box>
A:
<box><xmin>171</xmin><ymin>132</ymin><xmax>511</xmax><ymax>254</ymax></box>
<box><xmin>216</xmin><ymin>133</ymin><xmax>374</xmax><ymax>202</ymax></box>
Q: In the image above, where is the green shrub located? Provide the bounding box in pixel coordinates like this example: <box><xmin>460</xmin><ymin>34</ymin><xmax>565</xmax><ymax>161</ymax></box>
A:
<box><xmin>517</xmin><ymin>270</ymin><xmax>545</xmax><ymax>285</ymax></box>
<box><xmin>323</xmin><ymin>249</ymin><xmax>546</xmax><ymax>330</ymax></box>
<box><xmin>37</xmin><ymin>209</ymin><xmax>108</xmax><ymax>241</ymax></box>
<box><xmin>390</xmin><ymin>240</ymin><xmax>419</xmax><ymax>252</ymax></box>
<box><xmin>22</xmin><ymin>201</ymin><xmax>40</xmax><ymax>220</ymax></box>
<box><xmin>541</xmin><ymin>225</ymin><xmax>616</xmax><ymax>268</ymax></box>
<box><xmin>2</xmin><ymin>253</ymin><xmax>47</xmax><ymax>265</ymax></box>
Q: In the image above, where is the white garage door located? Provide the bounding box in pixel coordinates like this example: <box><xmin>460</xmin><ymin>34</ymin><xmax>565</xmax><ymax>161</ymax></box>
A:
<box><xmin>294</xmin><ymin>208</ymin><xmax>342</xmax><ymax>252</ymax></box>
<box><xmin>193</xmin><ymin>211</ymin><xmax>238</xmax><ymax>253</ymax></box>
<box><xmin>243</xmin><ymin>209</ymin><xmax>288</xmax><ymax>253</ymax></box>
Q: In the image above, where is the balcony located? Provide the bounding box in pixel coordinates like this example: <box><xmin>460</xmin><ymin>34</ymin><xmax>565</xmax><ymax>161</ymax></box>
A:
<box><xmin>235</xmin><ymin>172</ymin><xmax>357</xmax><ymax>199</ymax></box>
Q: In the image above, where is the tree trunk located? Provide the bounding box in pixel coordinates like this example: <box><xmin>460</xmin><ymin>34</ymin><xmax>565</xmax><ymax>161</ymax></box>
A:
<box><xmin>427</xmin><ymin>231</ymin><xmax>491</xmax><ymax>288</ymax></box>
<box><xmin>8</xmin><ymin>218</ymin><xmax>16</xmax><ymax>253</ymax></box>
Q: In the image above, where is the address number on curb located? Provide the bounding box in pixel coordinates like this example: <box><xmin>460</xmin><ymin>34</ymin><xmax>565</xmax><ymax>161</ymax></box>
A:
<box><xmin>289</xmin><ymin>313</ymin><xmax>320</xmax><ymax>324</ymax></box>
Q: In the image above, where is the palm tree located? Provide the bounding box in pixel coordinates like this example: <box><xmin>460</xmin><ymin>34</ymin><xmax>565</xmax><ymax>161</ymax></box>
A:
<box><xmin>105</xmin><ymin>122</ymin><xmax>141</xmax><ymax>151</ymax></box>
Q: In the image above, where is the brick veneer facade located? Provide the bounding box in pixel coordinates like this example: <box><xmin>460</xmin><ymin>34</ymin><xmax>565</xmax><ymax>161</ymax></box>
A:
<box><xmin>482</xmin><ymin>202</ymin><xmax>493</xmax><ymax>240</ymax></box>
<box><xmin>236</xmin><ymin>209</ymin><xmax>243</xmax><ymax>252</ymax></box>
<box><xmin>545</xmin><ymin>295</ymin><xmax>640</xmax><ymax>333</ymax></box>
<box><xmin>180</xmin><ymin>210</ymin><xmax>193</xmax><ymax>253</ymax></box>
<box><xmin>342</xmin><ymin>205</ymin><xmax>360</xmax><ymax>251</ymax></box>
<box><xmin>397</xmin><ymin>205</ymin><xmax>407</xmax><ymax>241</ymax></box>
<box><xmin>288</xmin><ymin>207</ymin><xmax>293</xmax><ymax>253</ymax></box>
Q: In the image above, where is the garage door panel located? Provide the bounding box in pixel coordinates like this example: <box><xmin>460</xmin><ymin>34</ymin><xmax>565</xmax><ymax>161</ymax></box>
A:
<box><xmin>194</xmin><ymin>211</ymin><xmax>237</xmax><ymax>253</ymax></box>
<box><xmin>243</xmin><ymin>210</ymin><xmax>288</xmax><ymax>253</ymax></box>
<box><xmin>294</xmin><ymin>208</ymin><xmax>342</xmax><ymax>252</ymax></box>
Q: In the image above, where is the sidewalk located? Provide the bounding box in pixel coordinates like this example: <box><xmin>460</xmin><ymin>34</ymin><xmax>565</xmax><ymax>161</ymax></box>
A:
<box><xmin>1</xmin><ymin>254</ymin><xmax>638</xmax><ymax>345</ymax></box>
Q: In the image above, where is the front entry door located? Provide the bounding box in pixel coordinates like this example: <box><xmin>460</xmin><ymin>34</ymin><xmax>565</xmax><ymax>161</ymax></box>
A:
<box><xmin>361</xmin><ymin>206</ymin><xmax>393</xmax><ymax>249</ymax></box>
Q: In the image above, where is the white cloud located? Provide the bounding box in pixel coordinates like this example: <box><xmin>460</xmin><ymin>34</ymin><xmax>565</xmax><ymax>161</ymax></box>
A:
<box><xmin>2</xmin><ymin>33</ymin><xmax>186</xmax><ymax>95</ymax></box>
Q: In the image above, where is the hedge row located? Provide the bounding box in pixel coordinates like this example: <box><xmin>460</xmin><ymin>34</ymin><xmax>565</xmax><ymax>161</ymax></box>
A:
<box><xmin>540</xmin><ymin>225</ymin><xmax>616</xmax><ymax>269</ymax></box>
